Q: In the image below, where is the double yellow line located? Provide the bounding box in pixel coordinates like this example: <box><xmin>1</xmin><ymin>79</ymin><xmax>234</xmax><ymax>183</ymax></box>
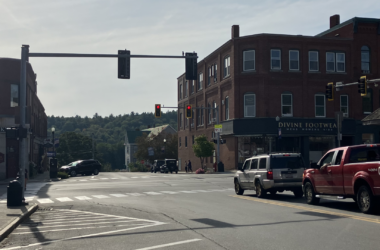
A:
<box><xmin>231</xmin><ymin>195</ymin><xmax>380</xmax><ymax>224</ymax></box>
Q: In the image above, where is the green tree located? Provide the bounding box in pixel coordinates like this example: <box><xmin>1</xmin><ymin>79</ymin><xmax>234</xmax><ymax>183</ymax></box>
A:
<box><xmin>192</xmin><ymin>135</ymin><xmax>214</xmax><ymax>169</ymax></box>
<box><xmin>135</xmin><ymin>133</ymin><xmax>178</xmax><ymax>163</ymax></box>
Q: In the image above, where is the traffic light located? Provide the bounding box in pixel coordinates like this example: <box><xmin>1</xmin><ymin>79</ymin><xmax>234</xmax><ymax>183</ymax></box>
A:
<box><xmin>185</xmin><ymin>105</ymin><xmax>192</xmax><ymax>118</ymax></box>
<box><xmin>358</xmin><ymin>76</ymin><xmax>367</xmax><ymax>96</ymax></box>
<box><xmin>155</xmin><ymin>104</ymin><xmax>161</xmax><ymax>118</ymax></box>
<box><xmin>118</xmin><ymin>50</ymin><xmax>130</xmax><ymax>79</ymax></box>
<box><xmin>185</xmin><ymin>52</ymin><xmax>197</xmax><ymax>80</ymax></box>
<box><xmin>326</xmin><ymin>82</ymin><xmax>334</xmax><ymax>101</ymax></box>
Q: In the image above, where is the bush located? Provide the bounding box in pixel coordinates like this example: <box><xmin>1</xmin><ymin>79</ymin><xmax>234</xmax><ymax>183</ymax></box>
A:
<box><xmin>128</xmin><ymin>162</ymin><xmax>149</xmax><ymax>172</ymax></box>
<box><xmin>57</xmin><ymin>172</ymin><xmax>69</xmax><ymax>179</ymax></box>
<box><xmin>195</xmin><ymin>168</ymin><xmax>205</xmax><ymax>174</ymax></box>
<box><xmin>101</xmin><ymin>163</ymin><xmax>113</xmax><ymax>172</ymax></box>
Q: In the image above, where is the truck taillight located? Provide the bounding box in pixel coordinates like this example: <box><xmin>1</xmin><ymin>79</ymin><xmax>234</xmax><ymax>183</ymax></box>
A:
<box><xmin>267</xmin><ymin>170</ymin><xmax>273</xmax><ymax>180</ymax></box>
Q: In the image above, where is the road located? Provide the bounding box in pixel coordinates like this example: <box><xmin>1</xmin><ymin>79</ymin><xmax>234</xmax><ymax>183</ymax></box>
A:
<box><xmin>0</xmin><ymin>172</ymin><xmax>379</xmax><ymax>250</ymax></box>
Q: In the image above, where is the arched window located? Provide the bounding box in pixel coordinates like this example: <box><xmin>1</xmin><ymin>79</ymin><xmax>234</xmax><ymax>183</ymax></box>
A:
<box><xmin>281</xmin><ymin>92</ymin><xmax>293</xmax><ymax>117</ymax></box>
<box><xmin>361</xmin><ymin>46</ymin><xmax>370</xmax><ymax>72</ymax></box>
<box><xmin>244</xmin><ymin>93</ymin><xmax>256</xmax><ymax>117</ymax></box>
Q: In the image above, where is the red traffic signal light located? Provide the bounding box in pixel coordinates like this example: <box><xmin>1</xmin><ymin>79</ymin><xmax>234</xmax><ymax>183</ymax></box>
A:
<box><xmin>186</xmin><ymin>105</ymin><xmax>192</xmax><ymax>118</ymax></box>
<box><xmin>155</xmin><ymin>104</ymin><xmax>161</xmax><ymax>118</ymax></box>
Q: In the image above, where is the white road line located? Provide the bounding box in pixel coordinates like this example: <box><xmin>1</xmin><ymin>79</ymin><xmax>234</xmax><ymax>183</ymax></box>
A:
<box><xmin>179</xmin><ymin>191</ymin><xmax>198</xmax><ymax>193</ymax></box>
<box><xmin>160</xmin><ymin>191</ymin><xmax>178</xmax><ymax>194</ymax></box>
<box><xmin>191</xmin><ymin>190</ymin><xmax>209</xmax><ymax>192</ymax></box>
<box><xmin>22</xmin><ymin>217</ymin><xmax>127</xmax><ymax>225</ymax></box>
<box><xmin>0</xmin><ymin>200</ymin><xmax>6</xmax><ymax>203</ymax></box>
<box><xmin>90</xmin><ymin>179</ymin><xmax>98</xmax><ymax>180</ymax></box>
<box><xmin>131</xmin><ymin>177</ymin><xmax>139</xmax><ymax>178</ymax></box>
<box><xmin>92</xmin><ymin>195</ymin><xmax>110</xmax><ymax>199</ymax></box>
<box><xmin>37</xmin><ymin>199</ymin><xmax>54</xmax><ymax>204</ymax></box>
<box><xmin>109</xmin><ymin>194</ymin><xmax>127</xmax><ymax>197</ymax></box>
<box><xmin>134</xmin><ymin>239</ymin><xmax>202</xmax><ymax>250</ymax></box>
<box><xmin>79</xmin><ymin>180</ymin><xmax>87</xmax><ymax>182</ymax></box>
<box><xmin>56</xmin><ymin>197</ymin><xmax>73</xmax><ymax>202</ymax></box>
<box><xmin>17</xmin><ymin>220</ymin><xmax>139</xmax><ymax>230</ymax></box>
<box><xmin>100</xmin><ymin>178</ymin><xmax>109</xmax><ymax>180</ymax></box>
<box><xmin>111</xmin><ymin>178</ymin><xmax>119</xmax><ymax>179</ymax></box>
<box><xmin>144</xmin><ymin>192</ymin><xmax>163</xmax><ymax>195</ymax></box>
<box><xmin>75</xmin><ymin>196</ymin><xmax>92</xmax><ymax>200</ymax></box>
<box><xmin>126</xmin><ymin>193</ymin><xmax>145</xmax><ymax>196</ymax></box>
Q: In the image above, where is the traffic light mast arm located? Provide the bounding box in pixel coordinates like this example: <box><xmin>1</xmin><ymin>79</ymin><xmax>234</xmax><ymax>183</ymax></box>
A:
<box><xmin>334</xmin><ymin>78</ymin><xmax>380</xmax><ymax>88</ymax></box>
<box><xmin>29</xmin><ymin>52</ymin><xmax>198</xmax><ymax>59</ymax></box>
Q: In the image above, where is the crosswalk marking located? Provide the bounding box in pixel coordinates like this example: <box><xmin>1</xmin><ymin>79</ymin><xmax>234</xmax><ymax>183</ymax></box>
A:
<box><xmin>92</xmin><ymin>195</ymin><xmax>110</xmax><ymax>199</ymax></box>
<box><xmin>109</xmin><ymin>194</ymin><xmax>127</xmax><ymax>197</ymax></box>
<box><xmin>100</xmin><ymin>178</ymin><xmax>109</xmax><ymax>180</ymax></box>
<box><xmin>37</xmin><ymin>198</ymin><xmax>54</xmax><ymax>204</ymax></box>
<box><xmin>126</xmin><ymin>193</ymin><xmax>145</xmax><ymax>196</ymax></box>
<box><xmin>144</xmin><ymin>192</ymin><xmax>163</xmax><ymax>195</ymax></box>
<box><xmin>75</xmin><ymin>196</ymin><xmax>92</xmax><ymax>200</ymax></box>
<box><xmin>111</xmin><ymin>178</ymin><xmax>119</xmax><ymax>180</ymax></box>
<box><xmin>131</xmin><ymin>177</ymin><xmax>139</xmax><ymax>178</ymax></box>
<box><xmin>180</xmin><ymin>191</ymin><xmax>197</xmax><ymax>193</ymax></box>
<box><xmin>79</xmin><ymin>180</ymin><xmax>87</xmax><ymax>182</ymax></box>
<box><xmin>160</xmin><ymin>191</ymin><xmax>178</xmax><ymax>194</ymax></box>
<box><xmin>56</xmin><ymin>197</ymin><xmax>73</xmax><ymax>202</ymax></box>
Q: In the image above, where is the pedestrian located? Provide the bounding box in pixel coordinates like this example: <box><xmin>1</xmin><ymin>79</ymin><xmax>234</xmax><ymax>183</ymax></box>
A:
<box><xmin>188</xmin><ymin>160</ymin><xmax>193</xmax><ymax>172</ymax></box>
<box><xmin>185</xmin><ymin>160</ymin><xmax>188</xmax><ymax>173</ymax></box>
<box><xmin>24</xmin><ymin>168</ymin><xmax>28</xmax><ymax>191</ymax></box>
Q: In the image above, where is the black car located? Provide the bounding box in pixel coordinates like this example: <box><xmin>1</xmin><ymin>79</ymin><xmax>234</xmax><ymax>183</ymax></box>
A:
<box><xmin>160</xmin><ymin>159</ymin><xmax>178</xmax><ymax>174</ymax></box>
<box><xmin>59</xmin><ymin>159</ymin><xmax>101</xmax><ymax>177</ymax></box>
<box><xmin>151</xmin><ymin>160</ymin><xmax>164</xmax><ymax>173</ymax></box>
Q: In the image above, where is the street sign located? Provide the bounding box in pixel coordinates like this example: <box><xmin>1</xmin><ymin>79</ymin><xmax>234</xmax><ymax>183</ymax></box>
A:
<box><xmin>214</xmin><ymin>124</ymin><xmax>222</xmax><ymax>133</ymax></box>
<box><xmin>47</xmin><ymin>152</ymin><xmax>56</xmax><ymax>157</ymax></box>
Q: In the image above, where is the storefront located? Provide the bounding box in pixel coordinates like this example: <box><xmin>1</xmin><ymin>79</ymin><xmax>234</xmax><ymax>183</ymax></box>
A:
<box><xmin>222</xmin><ymin>118</ymin><xmax>380</xmax><ymax>169</ymax></box>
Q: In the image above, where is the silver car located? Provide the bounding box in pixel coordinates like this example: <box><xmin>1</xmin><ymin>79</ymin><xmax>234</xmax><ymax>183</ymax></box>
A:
<box><xmin>234</xmin><ymin>153</ymin><xmax>305</xmax><ymax>198</ymax></box>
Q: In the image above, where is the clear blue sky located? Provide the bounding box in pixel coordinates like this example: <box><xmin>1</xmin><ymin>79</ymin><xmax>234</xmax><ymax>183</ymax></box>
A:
<box><xmin>1</xmin><ymin>0</ymin><xmax>379</xmax><ymax>117</ymax></box>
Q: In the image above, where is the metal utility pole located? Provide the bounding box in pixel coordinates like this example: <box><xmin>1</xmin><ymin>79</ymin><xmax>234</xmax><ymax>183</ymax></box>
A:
<box><xmin>92</xmin><ymin>133</ymin><xmax>95</xmax><ymax>159</ymax></box>
<box><xmin>19</xmin><ymin>45</ymin><xmax>29</xmax><ymax>200</ymax></box>
<box><xmin>216</xmin><ymin>105</ymin><xmax>220</xmax><ymax>166</ymax></box>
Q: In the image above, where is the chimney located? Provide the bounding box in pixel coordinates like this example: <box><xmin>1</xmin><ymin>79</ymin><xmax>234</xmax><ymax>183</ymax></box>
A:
<box><xmin>231</xmin><ymin>25</ymin><xmax>239</xmax><ymax>39</ymax></box>
<box><xmin>330</xmin><ymin>15</ymin><xmax>340</xmax><ymax>28</ymax></box>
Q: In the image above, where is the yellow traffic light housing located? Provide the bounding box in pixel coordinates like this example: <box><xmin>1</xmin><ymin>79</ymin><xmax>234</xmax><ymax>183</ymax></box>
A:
<box><xmin>155</xmin><ymin>104</ymin><xmax>161</xmax><ymax>118</ymax></box>
<box><xmin>358</xmin><ymin>76</ymin><xmax>367</xmax><ymax>96</ymax></box>
<box><xmin>326</xmin><ymin>82</ymin><xmax>334</xmax><ymax>101</ymax></box>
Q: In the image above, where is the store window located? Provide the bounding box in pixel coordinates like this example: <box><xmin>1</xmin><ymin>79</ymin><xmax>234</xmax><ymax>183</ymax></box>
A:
<box><xmin>362</xmin><ymin>134</ymin><xmax>374</xmax><ymax>144</ymax></box>
<box><xmin>244</xmin><ymin>93</ymin><xmax>256</xmax><ymax>117</ymax></box>
<box><xmin>315</xmin><ymin>94</ymin><xmax>325</xmax><ymax>117</ymax></box>
<box><xmin>238</xmin><ymin>136</ymin><xmax>276</xmax><ymax>164</ymax></box>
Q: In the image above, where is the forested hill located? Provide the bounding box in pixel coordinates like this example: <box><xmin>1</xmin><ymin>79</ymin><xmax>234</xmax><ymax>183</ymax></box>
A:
<box><xmin>47</xmin><ymin>111</ymin><xmax>178</xmax><ymax>144</ymax></box>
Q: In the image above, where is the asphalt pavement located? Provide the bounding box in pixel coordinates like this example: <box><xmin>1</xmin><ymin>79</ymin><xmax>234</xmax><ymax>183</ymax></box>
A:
<box><xmin>0</xmin><ymin>172</ymin><xmax>379</xmax><ymax>250</ymax></box>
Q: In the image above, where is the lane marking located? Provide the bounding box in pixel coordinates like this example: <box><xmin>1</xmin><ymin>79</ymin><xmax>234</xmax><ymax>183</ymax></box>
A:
<box><xmin>134</xmin><ymin>239</ymin><xmax>202</xmax><ymax>250</ymax></box>
<box><xmin>109</xmin><ymin>194</ymin><xmax>127</xmax><ymax>197</ymax></box>
<box><xmin>16</xmin><ymin>220</ymin><xmax>139</xmax><ymax>230</ymax></box>
<box><xmin>160</xmin><ymin>191</ymin><xmax>179</xmax><ymax>194</ymax></box>
<box><xmin>180</xmin><ymin>191</ymin><xmax>198</xmax><ymax>193</ymax></box>
<box><xmin>111</xmin><ymin>178</ymin><xmax>119</xmax><ymax>179</ymax></box>
<box><xmin>231</xmin><ymin>195</ymin><xmax>380</xmax><ymax>224</ymax></box>
<box><xmin>131</xmin><ymin>177</ymin><xmax>139</xmax><ymax>178</ymax></box>
<box><xmin>126</xmin><ymin>193</ymin><xmax>145</xmax><ymax>196</ymax></box>
<box><xmin>144</xmin><ymin>192</ymin><xmax>163</xmax><ymax>195</ymax></box>
<box><xmin>92</xmin><ymin>195</ymin><xmax>110</xmax><ymax>199</ymax></box>
<box><xmin>22</xmin><ymin>217</ymin><xmax>130</xmax><ymax>225</ymax></box>
<box><xmin>56</xmin><ymin>197</ymin><xmax>73</xmax><ymax>202</ymax></box>
<box><xmin>79</xmin><ymin>180</ymin><xmax>87</xmax><ymax>182</ymax></box>
<box><xmin>100</xmin><ymin>178</ymin><xmax>109</xmax><ymax>180</ymax></box>
<box><xmin>37</xmin><ymin>199</ymin><xmax>54</xmax><ymax>204</ymax></box>
<box><xmin>75</xmin><ymin>196</ymin><xmax>92</xmax><ymax>200</ymax></box>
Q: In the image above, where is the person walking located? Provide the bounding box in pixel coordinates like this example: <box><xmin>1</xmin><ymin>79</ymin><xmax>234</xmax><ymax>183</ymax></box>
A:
<box><xmin>188</xmin><ymin>160</ymin><xmax>193</xmax><ymax>173</ymax></box>
<box><xmin>185</xmin><ymin>160</ymin><xmax>188</xmax><ymax>173</ymax></box>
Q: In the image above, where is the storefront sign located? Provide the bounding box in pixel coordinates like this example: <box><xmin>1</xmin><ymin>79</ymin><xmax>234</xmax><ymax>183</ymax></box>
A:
<box><xmin>278</xmin><ymin>121</ymin><xmax>337</xmax><ymax>134</ymax></box>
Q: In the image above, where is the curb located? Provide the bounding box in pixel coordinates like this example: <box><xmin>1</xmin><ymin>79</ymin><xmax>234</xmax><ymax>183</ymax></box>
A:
<box><xmin>0</xmin><ymin>204</ymin><xmax>39</xmax><ymax>242</ymax></box>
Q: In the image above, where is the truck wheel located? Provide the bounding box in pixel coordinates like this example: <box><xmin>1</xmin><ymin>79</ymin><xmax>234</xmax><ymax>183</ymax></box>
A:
<box><xmin>234</xmin><ymin>179</ymin><xmax>244</xmax><ymax>195</ymax></box>
<box><xmin>357</xmin><ymin>185</ymin><xmax>376</xmax><ymax>214</ymax></box>
<box><xmin>304</xmin><ymin>182</ymin><xmax>319</xmax><ymax>205</ymax></box>
<box><xmin>293</xmin><ymin>187</ymin><xmax>304</xmax><ymax>198</ymax></box>
<box><xmin>270</xmin><ymin>190</ymin><xmax>276</xmax><ymax>195</ymax></box>
<box><xmin>255</xmin><ymin>181</ymin><xmax>266</xmax><ymax>198</ymax></box>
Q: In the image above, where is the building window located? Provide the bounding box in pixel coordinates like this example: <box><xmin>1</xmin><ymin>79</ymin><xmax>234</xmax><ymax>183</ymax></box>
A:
<box><xmin>179</xmin><ymin>84</ymin><xmax>183</xmax><ymax>100</ymax></box>
<box><xmin>214</xmin><ymin>64</ymin><xmax>217</xmax><ymax>82</ymax></box>
<box><xmin>213</xmin><ymin>102</ymin><xmax>217</xmax><ymax>123</ymax></box>
<box><xmin>179</xmin><ymin>113</ymin><xmax>183</xmax><ymax>129</ymax></box>
<box><xmin>315</xmin><ymin>95</ymin><xmax>326</xmax><ymax>117</ymax></box>
<box><xmin>340</xmin><ymin>95</ymin><xmax>348</xmax><ymax>117</ymax></box>
<box><xmin>10</xmin><ymin>84</ymin><xmax>19</xmax><ymax>107</ymax></box>
<box><xmin>201</xmin><ymin>105</ymin><xmax>204</xmax><ymax>125</ymax></box>
<box><xmin>208</xmin><ymin>67</ymin><xmax>212</xmax><ymax>86</ymax></box>
<box><xmin>185</xmin><ymin>113</ymin><xmax>188</xmax><ymax>127</ymax></box>
<box><xmin>191</xmin><ymin>109</ymin><xmax>195</xmax><ymax>128</ymax></box>
<box><xmin>309</xmin><ymin>51</ymin><xmax>319</xmax><ymax>71</ymax></box>
<box><xmin>289</xmin><ymin>50</ymin><xmax>299</xmax><ymax>70</ymax></box>
<box><xmin>244</xmin><ymin>93</ymin><xmax>256</xmax><ymax>117</ymax></box>
<box><xmin>197</xmin><ymin>107</ymin><xmax>200</xmax><ymax>126</ymax></box>
<box><xmin>192</xmin><ymin>135</ymin><xmax>194</xmax><ymax>144</ymax></box>
<box><xmin>185</xmin><ymin>81</ymin><xmax>188</xmax><ymax>97</ymax></box>
<box><xmin>225</xmin><ymin>96</ymin><xmax>229</xmax><ymax>120</ymax></box>
<box><xmin>179</xmin><ymin>137</ymin><xmax>181</xmax><ymax>147</ymax></box>
<box><xmin>198</xmin><ymin>73</ymin><xmax>203</xmax><ymax>90</ymax></box>
<box><xmin>281</xmin><ymin>93</ymin><xmax>293</xmax><ymax>117</ymax></box>
<box><xmin>361</xmin><ymin>46</ymin><xmax>370</xmax><ymax>73</ymax></box>
<box><xmin>185</xmin><ymin>137</ymin><xmax>187</xmax><ymax>147</ymax></box>
<box><xmin>243</xmin><ymin>50</ymin><xmax>255</xmax><ymax>71</ymax></box>
<box><xmin>208</xmin><ymin>103</ymin><xmax>212</xmax><ymax>124</ymax></box>
<box><xmin>327</xmin><ymin>52</ymin><xmax>345</xmax><ymax>72</ymax></box>
<box><xmin>271</xmin><ymin>49</ymin><xmax>281</xmax><ymax>70</ymax></box>
<box><xmin>363</xmin><ymin>89</ymin><xmax>373</xmax><ymax>114</ymax></box>
<box><xmin>191</xmin><ymin>80</ymin><xmax>195</xmax><ymax>94</ymax></box>
<box><xmin>224</xmin><ymin>56</ymin><xmax>230</xmax><ymax>77</ymax></box>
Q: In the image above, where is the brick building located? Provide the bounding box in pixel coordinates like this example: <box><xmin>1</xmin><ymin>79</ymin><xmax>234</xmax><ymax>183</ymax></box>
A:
<box><xmin>177</xmin><ymin>15</ymin><xmax>380</xmax><ymax>171</ymax></box>
<box><xmin>0</xmin><ymin>58</ymin><xmax>47</xmax><ymax>179</ymax></box>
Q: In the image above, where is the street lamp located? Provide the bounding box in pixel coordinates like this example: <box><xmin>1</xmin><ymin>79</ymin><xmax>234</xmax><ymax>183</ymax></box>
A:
<box><xmin>51</xmin><ymin>127</ymin><xmax>55</xmax><ymax>157</ymax></box>
<box><xmin>50</xmin><ymin>126</ymin><xmax>57</xmax><ymax>179</ymax></box>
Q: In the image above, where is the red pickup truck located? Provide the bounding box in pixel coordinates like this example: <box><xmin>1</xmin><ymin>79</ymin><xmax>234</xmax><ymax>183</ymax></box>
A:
<box><xmin>303</xmin><ymin>144</ymin><xmax>380</xmax><ymax>214</ymax></box>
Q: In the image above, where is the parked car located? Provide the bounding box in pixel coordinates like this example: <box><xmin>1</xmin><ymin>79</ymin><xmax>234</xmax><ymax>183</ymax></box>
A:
<box><xmin>303</xmin><ymin>144</ymin><xmax>380</xmax><ymax>214</ymax></box>
<box><xmin>234</xmin><ymin>153</ymin><xmax>305</xmax><ymax>198</ymax></box>
<box><xmin>162</xmin><ymin>159</ymin><xmax>178</xmax><ymax>174</ymax></box>
<box><xmin>59</xmin><ymin>159</ymin><xmax>101</xmax><ymax>177</ymax></box>
<box><xmin>151</xmin><ymin>160</ymin><xmax>165</xmax><ymax>173</ymax></box>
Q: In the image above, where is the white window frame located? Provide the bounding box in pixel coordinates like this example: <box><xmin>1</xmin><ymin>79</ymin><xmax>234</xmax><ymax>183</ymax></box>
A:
<box><xmin>340</xmin><ymin>95</ymin><xmax>349</xmax><ymax>116</ymax></box>
<box><xmin>326</xmin><ymin>52</ymin><xmax>335</xmax><ymax>72</ymax></box>
<box><xmin>315</xmin><ymin>94</ymin><xmax>326</xmax><ymax>118</ymax></box>
<box><xmin>208</xmin><ymin>67</ymin><xmax>212</xmax><ymax>85</ymax></box>
<box><xmin>309</xmin><ymin>51</ymin><xmax>319</xmax><ymax>71</ymax></box>
<box><xmin>289</xmin><ymin>50</ymin><xmax>299</xmax><ymax>71</ymax></box>
<box><xmin>244</xmin><ymin>94</ymin><xmax>256</xmax><ymax>117</ymax></box>
<box><xmin>336</xmin><ymin>53</ymin><xmax>345</xmax><ymax>72</ymax></box>
<box><xmin>225</xmin><ymin>96</ymin><xmax>229</xmax><ymax>120</ymax></box>
<box><xmin>201</xmin><ymin>105</ymin><xmax>204</xmax><ymax>125</ymax></box>
<box><xmin>179</xmin><ymin>84</ymin><xmax>183</xmax><ymax>100</ymax></box>
<box><xmin>191</xmin><ymin>109</ymin><xmax>194</xmax><ymax>128</ymax></box>
<box><xmin>271</xmin><ymin>49</ymin><xmax>281</xmax><ymax>70</ymax></box>
<box><xmin>208</xmin><ymin>103</ymin><xmax>212</xmax><ymax>124</ymax></box>
<box><xmin>243</xmin><ymin>50</ymin><xmax>255</xmax><ymax>71</ymax></box>
<box><xmin>214</xmin><ymin>64</ymin><xmax>218</xmax><ymax>82</ymax></box>
<box><xmin>224</xmin><ymin>56</ymin><xmax>230</xmax><ymax>77</ymax></box>
<box><xmin>281</xmin><ymin>93</ymin><xmax>293</xmax><ymax>117</ymax></box>
<box><xmin>198</xmin><ymin>73</ymin><xmax>203</xmax><ymax>90</ymax></box>
<box><xmin>191</xmin><ymin>80</ymin><xmax>194</xmax><ymax>94</ymax></box>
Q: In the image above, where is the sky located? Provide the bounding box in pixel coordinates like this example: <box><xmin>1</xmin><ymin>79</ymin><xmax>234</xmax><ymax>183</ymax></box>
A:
<box><xmin>0</xmin><ymin>0</ymin><xmax>379</xmax><ymax>118</ymax></box>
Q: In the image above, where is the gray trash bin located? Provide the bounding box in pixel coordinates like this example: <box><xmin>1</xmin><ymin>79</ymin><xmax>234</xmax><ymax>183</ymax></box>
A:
<box><xmin>7</xmin><ymin>180</ymin><xmax>23</xmax><ymax>206</ymax></box>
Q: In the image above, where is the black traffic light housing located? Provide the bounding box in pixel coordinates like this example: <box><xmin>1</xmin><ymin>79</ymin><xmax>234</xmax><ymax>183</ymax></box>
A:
<box><xmin>155</xmin><ymin>104</ymin><xmax>161</xmax><ymax>118</ymax></box>
<box><xmin>358</xmin><ymin>76</ymin><xmax>367</xmax><ymax>96</ymax></box>
<box><xmin>185</xmin><ymin>105</ymin><xmax>192</xmax><ymax>118</ymax></box>
<box><xmin>185</xmin><ymin>52</ymin><xmax>197</xmax><ymax>80</ymax></box>
<box><xmin>118</xmin><ymin>50</ymin><xmax>130</xmax><ymax>79</ymax></box>
<box><xmin>326</xmin><ymin>82</ymin><xmax>334</xmax><ymax>101</ymax></box>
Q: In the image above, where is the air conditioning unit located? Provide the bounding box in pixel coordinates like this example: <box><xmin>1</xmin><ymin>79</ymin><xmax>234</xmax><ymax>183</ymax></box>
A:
<box><xmin>343</xmin><ymin>113</ymin><xmax>348</xmax><ymax>118</ymax></box>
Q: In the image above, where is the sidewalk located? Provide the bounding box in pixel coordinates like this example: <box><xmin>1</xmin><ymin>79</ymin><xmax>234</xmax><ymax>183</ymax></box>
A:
<box><xmin>0</xmin><ymin>171</ymin><xmax>60</xmax><ymax>186</ymax></box>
